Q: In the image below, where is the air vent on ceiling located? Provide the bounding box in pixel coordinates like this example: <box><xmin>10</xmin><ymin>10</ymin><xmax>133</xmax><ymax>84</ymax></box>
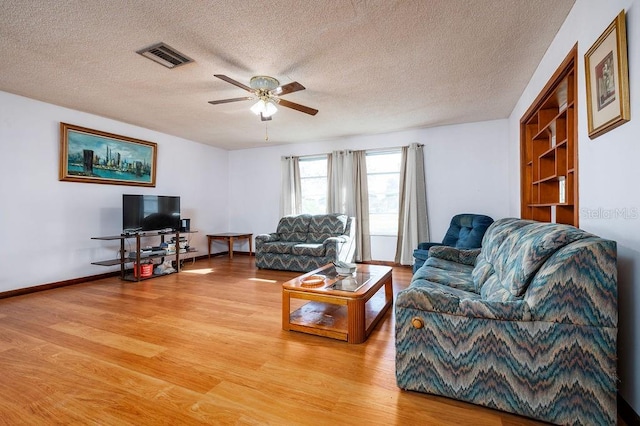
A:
<box><xmin>136</xmin><ymin>42</ymin><xmax>193</xmax><ymax>69</ymax></box>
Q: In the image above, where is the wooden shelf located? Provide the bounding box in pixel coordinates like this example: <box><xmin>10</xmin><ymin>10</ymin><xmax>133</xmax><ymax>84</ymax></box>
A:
<box><xmin>91</xmin><ymin>258</ymin><xmax>127</xmax><ymax>267</ymax></box>
<box><xmin>529</xmin><ymin>203</ymin><xmax>573</xmax><ymax>207</ymax></box>
<box><xmin>288</xmin><ymin>290</ymin><xmax>388</xmax><ymax>336</ymax></box>
<box><xmin>91</xmin><ymin>248</ymin><xmax>197</xmax><ymax>267</ymax></box>
<box><xmin>520</xmin><ymin>46</ymin><xmax>578</xmax><ymax>227</ymax></box>
<box><xmin>533</xmin><ymin>175</ymin><xmax>558</xmax><ymax>185</ymax></box>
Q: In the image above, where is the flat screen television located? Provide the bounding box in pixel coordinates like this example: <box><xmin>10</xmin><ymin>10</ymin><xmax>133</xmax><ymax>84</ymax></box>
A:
<box><xmin>122</xmin><ymin>194</ymin><xmax>180</xmax><ymax>233</ymax></box>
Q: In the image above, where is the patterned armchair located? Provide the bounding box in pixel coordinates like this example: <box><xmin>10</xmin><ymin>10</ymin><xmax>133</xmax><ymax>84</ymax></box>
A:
<box><xmin>412</xmin><ymin>213</ymin><xmax>493</xmax><ymax>272</ymax></box>
<box><xmin>255</xmin><ymin>214</ymin><xmax>355</xmax><ymax>272</ymax></box>
<box><xmin>396</xmin><ymin>218</ymin><xmax>618</xmax><ymax>425</ymax></box>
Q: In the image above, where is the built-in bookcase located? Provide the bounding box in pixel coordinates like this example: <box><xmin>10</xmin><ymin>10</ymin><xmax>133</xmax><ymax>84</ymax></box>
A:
<box><xmin>521</xmin><ymin>45</ymin><xmax>578</xmax><ymax>227</ymax></box>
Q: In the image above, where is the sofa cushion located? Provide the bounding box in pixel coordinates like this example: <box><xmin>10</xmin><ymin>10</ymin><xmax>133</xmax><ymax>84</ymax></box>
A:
<box><xmin>306</xmin><ymin>214</ymin><xmax>348</xmax><ymax>243</ymax></box>
<box><xmin>471</xmin><ymin>256</ymin><xmax>494</xmax><ymax>293</ymax></box>
<box><xmin>412</xmin><ymin>262</ymin><xmax>475</xmax><ymax>293</ymax></box>
<box><xmin>291</xmin><ymin>243</ymin><xmax>325</xmax><ymax>257</ymax></box>
<box><xmin>477</xmin><ymin>219</ymin><xmax>592</xmax><ymax>301</ymax></box>
<box><xmin>472</xmin><ymin>218</ymin><xmax>532</xmax><ymax>294</ymax></box>
<box><xmin>398</xmin><ymin>279</ymin><xmax>531</xmax><ymax>321</ymax></box>
<box><xmin>408</xmin><ymin>279</ymin><xmax>481</xmax><ymax>308</ymax></box>
<box><xmin>422</xmin><ymin>256</ymin><xmax>475</xmax><ymax>274</ymax></box>
<box><xmin>478</xmin><ymin>218</ymin><xmax>534</xmax><ymax>262</ymax></box>
<box><xmin>259</xmin><ymin>241</ymin><xmax>298</xmax><ymax>254</ymax></box>
<box><xmin>276</xmin><ymin>214</ymin><xmax>311</xmax><ymax>242</ymax></box>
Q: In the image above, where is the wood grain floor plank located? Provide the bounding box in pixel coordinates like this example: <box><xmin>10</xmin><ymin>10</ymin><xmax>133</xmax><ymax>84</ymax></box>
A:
<box><xmin>49</xmin><ymin>321</ymin><xmax>166</xmax><ymax>358</ymax></box>
<box><xmin>0</xmin><ymin>343</ymin><xmax>217</xmax><ymax>425</ymax></box>
<box><xmin>0</xmin><ymin>315</ymin><xmax>222</xmax><ymax>394</ymax></box>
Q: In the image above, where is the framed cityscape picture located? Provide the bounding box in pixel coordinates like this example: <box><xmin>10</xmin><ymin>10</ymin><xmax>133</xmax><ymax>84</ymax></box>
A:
<box><xmin>59</xmin><ymin>123</ymin><xmax>157</xmax><ymax>187</ymax></box>
<box><xmin>585</xmin><ymin>10</ymin><xmax>630</xmax><ymax>139</ymax></box>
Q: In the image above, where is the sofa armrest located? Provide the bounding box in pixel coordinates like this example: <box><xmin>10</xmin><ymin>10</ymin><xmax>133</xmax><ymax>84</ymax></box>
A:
<box><xmin>322</xmin><ymin>236</ymin><xmax>348</xmax><ymax>257</ymax></box>
<box><xmin>429</xmin><ymin>246</ymin><xmax>480</xmax><ymax>266</ymax></box>
<box><xmin>323</xmin><ymin>236</ymin><xmax>347</xmax><ymax>245</ymax></box>
<box><xmin>255</xmin><ymin>233</ymin><xmax>280</xmax><ymax>249</ymax></box>
<box><xmin>524</xmin><ymin>238</ymin><xmax>617</xmax><ymax>327</ymax></box>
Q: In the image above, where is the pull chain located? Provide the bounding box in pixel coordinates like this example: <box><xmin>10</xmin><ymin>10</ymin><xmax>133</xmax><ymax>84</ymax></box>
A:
<box><xmin>265</xmin><ymin>121</ymin><xmax>269</xmax><ymax>141</ymax></box>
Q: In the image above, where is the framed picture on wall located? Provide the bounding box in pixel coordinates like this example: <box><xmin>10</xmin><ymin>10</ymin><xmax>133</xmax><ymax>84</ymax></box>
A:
<box><xmin>59</xmin><ymin>123</ymin><xmax>157</xmax><ymax>187</ymax></box>
<box><xmin>584</xmin><ymin>10</ymin><xmax>630</xmax><ymax>139</ymax></box>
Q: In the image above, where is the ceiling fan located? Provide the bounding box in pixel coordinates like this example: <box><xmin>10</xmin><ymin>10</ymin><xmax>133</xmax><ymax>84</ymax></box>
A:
<box><xmin>208</xmin><ymin>74</ymin><xmax>318</xmax><ymax>121</ymax></box>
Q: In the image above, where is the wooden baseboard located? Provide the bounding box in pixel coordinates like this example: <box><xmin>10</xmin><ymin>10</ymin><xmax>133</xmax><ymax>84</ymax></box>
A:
<box><xmin>208</xmin><ymin>251</ymin><xmax>254</xmax><ymax>258</ymax></box>
<box><xmin>0</xmin><ymin>255</ymin><xmax>212</xmax><ymax>300</ymax></box>
<box><xmin>185</xmin><ymin>254</ymin><xmax>210</xmax><ymax>262</ymax></box>
<box><xmin>619</xmin><ymin>393</ymin><xmax>640</xmax><ymax>426</ymax></box>
<box><xmin>0</xmin><ymin>271</ymin><xmax>120</xmax><ymax>300</ymax></box>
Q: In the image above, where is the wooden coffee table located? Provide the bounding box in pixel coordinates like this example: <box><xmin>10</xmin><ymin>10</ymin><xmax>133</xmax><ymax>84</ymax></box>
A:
<box><xmin>282</xmin><ymin>264</ymin><xmax>393</xmax><ymax>344</ymax></box>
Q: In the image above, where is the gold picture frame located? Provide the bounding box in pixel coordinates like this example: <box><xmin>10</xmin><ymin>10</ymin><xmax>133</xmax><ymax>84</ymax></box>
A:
<box><xmin>59</xmin><ymin>123</ymin><xmax>157</xmax><ymax>187</ymax></box>
<box><xmin>585</xmin><ymin>10</ymin><xmax>630</xmax><ymax>139</ymax></box>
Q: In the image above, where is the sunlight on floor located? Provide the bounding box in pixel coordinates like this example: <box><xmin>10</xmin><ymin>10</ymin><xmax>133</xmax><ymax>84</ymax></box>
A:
<box><xmin>182</xmin><ymin>268</ymin><xmax>215</xmax><ymax>275</ymax></box>
<box><xmin>248</xmin><ymin>278</ymin><xmax>278</xmax><ymax>283</ymax></box>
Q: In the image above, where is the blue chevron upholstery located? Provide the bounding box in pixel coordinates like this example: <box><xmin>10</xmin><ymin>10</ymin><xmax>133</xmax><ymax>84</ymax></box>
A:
<box><xmin>396</xmin><ymin>218</ymin><xmax>617</xmax><ymax>425</ymax></box>
<box><xmin>255</xmin><ymin>214</ymin><xmax>355</xmax><ymax>272</ymax></box>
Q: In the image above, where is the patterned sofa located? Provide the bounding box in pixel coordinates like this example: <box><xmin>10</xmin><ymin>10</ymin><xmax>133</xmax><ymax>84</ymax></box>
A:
<box><xmin>395</xmin><ymin>218</ymin><xmax>618</xmax><ymax>425</ymax></box>
<box><xmin>255</xmin><ymin>214</ymin><xmax>355</xmax><ymax>272</ymax></box>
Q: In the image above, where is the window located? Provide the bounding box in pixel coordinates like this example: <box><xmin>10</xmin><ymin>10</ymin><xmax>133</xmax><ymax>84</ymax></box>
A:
<box><xmin>366</xmin><ymin>150</ymin><xmax>402</xmax><ymax>235</ymax></box>
<box><xmin>299</xmin><ymin>156</ymin><xmax>328</xmax><ymax>214</ymax></box>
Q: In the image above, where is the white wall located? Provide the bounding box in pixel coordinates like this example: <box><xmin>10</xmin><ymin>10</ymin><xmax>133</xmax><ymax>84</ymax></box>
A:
<box><xmin>0</xmin><ymin>91</ymin><xmax>229</xmax><ymax>292</ymax></box>
<box><xmin>0</xmin><ymin>91</ymin><xmax>509</xmax><ymax>284</ymax></box>
<box><xmin>228</xmin><ymin>120</ymin><xmax>510</xmax><ymax>261</ymax></box>
<box><xmin>508</xmin><ymin>0</ymin><xmax>640</xmax><ymax>413</ymax></box>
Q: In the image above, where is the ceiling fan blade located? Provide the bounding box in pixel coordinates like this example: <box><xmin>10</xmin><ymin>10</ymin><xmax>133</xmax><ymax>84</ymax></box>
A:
<box><xmin>277</xmin><ymin>98</ymin><xmax>318</xmax><ymax>116</ymax></box>
<box><xmin>275</xmin><ymin>81</ymin><xmax>305</xmax><ymax>96</ymax></box>
<box><xmin>208</xmin><ymin>97</ymin><xmax>254</xmax><ymax>105</ymax></box>
<box><xmin>214</xmin><ymin>74</ymin><xmax>253</xmax><ymax>92</ymax></box>
<box><xmin>260</xmin><ymin>113</ymin><xmax>272</xmax><ymax>121</ymax></box>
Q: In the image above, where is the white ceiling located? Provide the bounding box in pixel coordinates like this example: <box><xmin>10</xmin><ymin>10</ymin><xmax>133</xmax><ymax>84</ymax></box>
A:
<box><xmin>0</xmin><ymin>0</ymin><xmax>575</xmax><ymax>150</ymax></box>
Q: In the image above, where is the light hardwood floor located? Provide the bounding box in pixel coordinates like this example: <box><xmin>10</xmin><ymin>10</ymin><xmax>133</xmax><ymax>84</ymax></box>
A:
<box><xmin>0</xmin><ymin>256</ymin><xmax>547</xmax><ymax>425</ymax></box>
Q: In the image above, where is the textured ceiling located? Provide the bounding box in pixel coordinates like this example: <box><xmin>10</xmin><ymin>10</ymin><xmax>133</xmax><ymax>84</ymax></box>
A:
<box><xmin>0</xmin><ymin>0</ymin><xmax>575</xmax><ymax>150</ymax></box>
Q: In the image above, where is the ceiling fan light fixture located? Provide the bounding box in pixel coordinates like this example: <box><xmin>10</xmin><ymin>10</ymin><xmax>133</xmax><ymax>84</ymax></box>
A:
<box><xmin>209</xmin><ymin>74</ymin><xmax>317</xmax><ymax>118</ymax></box>
<box><xmin>250</xmin><ymin>99</ymin><xmax>277</xmax><ymax>117</ymax></box>
<box><xmin>264</xmin><ymin>101</ymin><xmax>277</xmax><ymax>117</ymax></box>
<box><xmin>250</xmin><ymin>75</ymin><xmax>280</xmax><ymax>91</ymax></box>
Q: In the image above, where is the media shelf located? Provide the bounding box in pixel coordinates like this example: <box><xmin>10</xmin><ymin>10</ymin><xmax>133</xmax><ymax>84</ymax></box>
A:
<box><xmin>91</xmin><ymin>230</ymin><xmax>197</xmax><ymax>282</ymax></box>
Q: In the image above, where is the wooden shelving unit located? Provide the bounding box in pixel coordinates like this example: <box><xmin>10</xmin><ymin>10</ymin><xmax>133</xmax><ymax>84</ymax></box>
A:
<box><xmin>521</xmin><ymin>45</ymin><xmax>578</xmax><ymax>226</ymax></box>
<box><xmin>91</xmin><ymin>231</ymin><xmax>197</xmax><ymax>282</ymax></box>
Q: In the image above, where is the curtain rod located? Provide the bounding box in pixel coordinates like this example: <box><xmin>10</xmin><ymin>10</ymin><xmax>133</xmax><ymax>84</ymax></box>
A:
<box><xmin>284</xmin><ymin>143</ymin><xmax>423</xmax><ymax>160</ymax></box>
<box><xmin>365</xmin><ymin>143</ymin><xmax>424</xmax><ymax>153</ymax></box>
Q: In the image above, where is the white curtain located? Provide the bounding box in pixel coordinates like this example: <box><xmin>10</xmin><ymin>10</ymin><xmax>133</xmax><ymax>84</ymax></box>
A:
<box><xmin>280</xmin><ymin>156</ymin><xmax>301</xmax><ymax>216</ymax></box>
<box><xmin>327</xmin><ymin>150</ymin><xmax>352</xmax><ymax>214</ymax></box>
<box><xmin>327</xmin><ymin>150</ymin><xmax>371</xmax><ymax>262</ymax></box>
<box><xmin>352</xmin><ymin>151</ymin><xmax>371</xmax><ymax>262</ymax></box>
<box><xmin>395</xmin><ymin>143</ymin><xmax>428</xmax><ymax>265</ymax></box>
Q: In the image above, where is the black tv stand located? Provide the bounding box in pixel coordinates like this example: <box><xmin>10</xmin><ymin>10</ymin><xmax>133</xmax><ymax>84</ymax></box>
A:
<box><xmin>91</xmin><ymin>230</ymin><xmax>197</xmax><ymax>282</ymax></box>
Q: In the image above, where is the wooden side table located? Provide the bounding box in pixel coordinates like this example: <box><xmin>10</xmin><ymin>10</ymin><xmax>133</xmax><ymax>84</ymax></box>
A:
<box><xmin>207</xmin><ymin>233</ymin><xmax>253</xmax><ymax>259</ymax></box>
